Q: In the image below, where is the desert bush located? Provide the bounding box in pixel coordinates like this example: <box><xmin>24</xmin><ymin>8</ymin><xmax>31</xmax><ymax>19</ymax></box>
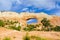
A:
<box><xmin>53</xmin><ymin>26</ymin><xmax>60</xmax><ymax>31</ymax></box>
<box><xmin>23</xmin><ymin>24</ymin><xmax>36</xmax><ymax>31</ymax></box>
<box><xmin>3</xmin><ymin>37</ymin><xmax>11</xmax><ymax>40</ymax></box>
<box><xmin>31</xmin><ymin>36</ymin><xmax>47</xmax><ymax>40</ymax></box>
<box><xmin>7</xmin><ymin>25</ymin><xmax>21</xmax><ymax>31</ymax></box>
<box><xmin>23</xmin><ymin>33</ymin><xmax>30</xmax><ymax>40</ymax></box>
<box><xmin>41</xmin><ymin>18</ymin><xmax>53</xmax><ymax>31</ymax></box>
<box><xmin>23</xmin><ymin>33</ymin><xmax>47</xmax><ymax>40</ymax></box>
<box><xmin>0</xmin><ymin>20</ymin><xmax>5</xmax><ymax>27</ymax></box>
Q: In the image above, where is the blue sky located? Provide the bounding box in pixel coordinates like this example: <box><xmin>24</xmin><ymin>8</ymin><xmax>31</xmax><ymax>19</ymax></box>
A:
<box><xmin>0</xmin><ymin>0</ymin><xmax>60</xmax><ymax>23</ymax></box>
<box><xmin>0</xmin><ymin>0</ymin><xmax>60</xmax><ymax>16</ymax></box>
<box><xmin>27</xmin><ymin>19</ymin><xmax>38</xmax><ymax>24</ymax></box>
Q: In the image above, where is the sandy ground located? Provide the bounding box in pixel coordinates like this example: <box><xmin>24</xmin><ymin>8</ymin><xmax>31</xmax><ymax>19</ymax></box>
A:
<box><xmin>0</xmin><ymin>27</ymin><xmax>60</xmax><ymax>40</ymax></box>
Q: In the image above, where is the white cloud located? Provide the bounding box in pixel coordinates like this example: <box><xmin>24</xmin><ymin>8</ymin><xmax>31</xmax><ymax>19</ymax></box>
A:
<box><xmin>22</xmin><ymin>0</ymin><xmax>56</xmax><ymax>10</ymax></box>
<box><xmin>0</xmin><ymin>0</ymin><xmax>56</xmax><ymax>11</ymax></box>
<box><xmin>0</xmin><ymin>0</ymin><xmax>12</xmax><ymax>11</ymax></box>
<box><xmin>0</xmin><ymin>0</ymin><xmax>60</xmax><ymax>16</ymax></box>
<box><xmin>0</xmin><ymin>0</ymin><xmax>22</xmax><ymax>11</ymax></box>
<box><xmin>16</xmin><ymin>0</ymin><xmax>22</xmax><ymax>4</ymax></box>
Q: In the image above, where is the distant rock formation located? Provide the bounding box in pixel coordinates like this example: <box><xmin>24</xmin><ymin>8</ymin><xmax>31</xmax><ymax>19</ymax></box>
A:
<box><xmin>0</xmin><ymin>11</ymin><xmax>60</xmax><ymax>28</ymax></box>
<box><xmin>19</xmin><ymin>12</ymin><xmax>53</xmax><ymax>28</ymax></box>
<box><xmin>0</xmin><ymin>12</ymin><xmax>60</xmax><ymax>40</ymax></box>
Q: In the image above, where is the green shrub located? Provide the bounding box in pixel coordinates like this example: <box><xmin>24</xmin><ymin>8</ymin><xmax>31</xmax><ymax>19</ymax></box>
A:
<box><xmin>8</xmin><ymin>25</ymin><xmax>21</xmax><ymax>31</ymax></box>
<box><xmin>23</xmin><ymin>33</ymin><xmax>30</xmax><ymax>40</ymax></box>
<box><xmin>3</xmin><ymin>37</ymin><xmax>11</xmax><ymax>40</ymax></box>
<box><xmin>23</xmin><ymin>33</ymin><xmax>47</xmax><ymax>40</ymax></box>
<box><xmin>31</xmin><ymin>36</ymin><xmax>47</xmax><ymax>40</ymax></box>
<box><xmin>53</xmin><ymin>26</ymin><xmax>60</xmax><ymax>31</ymax></box>
<box><xmin>23</xmin><ymin>25</ymin><xmax>36</xmax><ymax>31</ymax></box>
<box><xmin>5</xmin><ymin>20</ymin><xmax>18</xmax><ymax>25</ymax></box>
<box><xmin>23</xmin><ymin>27</ymin><xmax>29</xmax><ymax>31</ymax></box>
<box><xmin>0</xmin><ymin>20</ymin><xmax>5</xmax><ymax>27</ymax></box>
<box><xmin>41</xmin><ymin>18</ymin><xmax>53</xmax><ymax>31</ymax></box>
<box><xmin>41</xmin><ymin>18</ymin><xmax>51</xmax><ymax>27</ymax></box>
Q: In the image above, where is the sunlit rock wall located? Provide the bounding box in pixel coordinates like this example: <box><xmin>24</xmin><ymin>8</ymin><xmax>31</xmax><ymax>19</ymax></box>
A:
<box><xmin>0</xmin><ymin>11</ymin><xmax>60</xmax><ymax>28</ymax></box>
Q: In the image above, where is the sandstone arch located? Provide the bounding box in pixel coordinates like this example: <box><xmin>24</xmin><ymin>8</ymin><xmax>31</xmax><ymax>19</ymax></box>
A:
<box><xmin>19</xmin><ymin>13</ymin><xmax>41</xmax><ymax>27</ymax></box>
<box><xmin>20</xmin><ymin>12</ymin><xmax>52</xmax><ymax>25</ymax></box>
<box><xmin>0</xmin><ymin>12</ymin><xmax>53</xmax><ymax>29</ymax></box>
<box><xmin>19</xmin><ymin>12</ymin><xmax>53</xmax><ymax>30</ymax></box>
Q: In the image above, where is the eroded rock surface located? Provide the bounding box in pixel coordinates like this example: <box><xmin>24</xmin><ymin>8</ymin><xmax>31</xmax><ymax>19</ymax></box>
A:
<box><xmin>0</xmin><ymin>12</ymin><xmax>60</xmax><ymax>40</ymax></box>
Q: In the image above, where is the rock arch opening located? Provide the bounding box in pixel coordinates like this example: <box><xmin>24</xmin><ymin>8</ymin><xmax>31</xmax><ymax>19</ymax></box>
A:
<box><xmin>27</xmin><ymin>18</ymin><xmax>38</xmax><ymax>24</ymax></box>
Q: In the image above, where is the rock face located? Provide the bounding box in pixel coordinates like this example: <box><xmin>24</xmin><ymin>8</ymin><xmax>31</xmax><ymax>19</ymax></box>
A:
<box><xmin>0</xmin><ymin>12</ymin><xmax>60</xmax><ymax>28</ymax></box>
<box><xmin>0</xmin><ymin>12</ymin><xmax>52</xmax><ymax>26</ymax></box>
<box><xmin>50</xmin><ymin>16</ymin><xmax>60</xmax><ymax>26</ymax></box>
<box><xmin>19</xmin><ymin>12</ymin><xmax>52</xmax><ymax>27</ymax></box>
<box><xmin>0</xmin><ymin>12</ymin><xmax>60</xmax><ymax>40</ymax></box>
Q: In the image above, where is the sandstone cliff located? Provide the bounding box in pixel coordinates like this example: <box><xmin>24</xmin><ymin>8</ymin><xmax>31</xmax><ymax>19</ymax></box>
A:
<box><xmin>0</xmin><ymin>12</ymin><xmax>60</xmax><ymax>40</ymax></box>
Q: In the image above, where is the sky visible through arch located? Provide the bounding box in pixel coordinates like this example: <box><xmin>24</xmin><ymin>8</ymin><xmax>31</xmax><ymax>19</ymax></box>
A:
<box><xmin>0</xmin><ymin>0</ymin><xmax>60</xmax><ymax>23</ymax></box>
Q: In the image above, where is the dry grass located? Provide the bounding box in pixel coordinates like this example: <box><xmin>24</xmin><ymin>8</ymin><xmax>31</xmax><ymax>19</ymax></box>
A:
<box><xmin>0</xmin><ymin>28</ymin><xmax>60</xmax><ymax>40</ymax></box>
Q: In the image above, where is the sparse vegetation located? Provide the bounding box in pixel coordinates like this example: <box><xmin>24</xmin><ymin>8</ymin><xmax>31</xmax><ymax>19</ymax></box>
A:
<box><xmin>23</xmin><ymin>24</ymin><xmax>36</xmax><ymax>31</ymax></box>
<box><xmin>23</xmin><ymin>33</ymin><xmax>47</xmax><ymax>40</ymax></box>
<box><xmin>0</xmin><ymin>20</ymin><xmax>21</xmax><ymax>31</ymax></box>
<box><xmin>5</xmin><ymin>20</ymin><xmax>18</xmax><ymax>25</ymax></box>
<box><xmin>7</xmin><ymin>25</ymin><xmax>21</xmax><ymax>31</ymax></box>
<box><xmin>53</xmin><ymin>26</ymin><xmax>60</xmax><ymax>31</ymax></box>
<box><xmin>0</xmin><ymin>18</ymin><xmax>60</xmax><ymax>31</ymax></box>
<box><xmin>3</xmin><ymin>37</ymin><xmax>11</xmax><ymax>40</ymax></box>
<box><xmin>41</xmin><ymin>18</ymin><xmax>53</xmax><ymax>31</ymax></box>
<box><xmin>23</xmin><ymin>24</ymin><xmax>41</xmax><ymax>31</ymax></box>
<box><xmin>31</xmin><ymin>36</ymin><xmax>47</xmax><ymax>40</ymax></box>
<box><xmin>0</xmin><ymin>20</ymin><xmax>5</xmax><ymax>27</ymax></box>
<box><xmin>23</xmin><ymin>33</ymin><xmax>30</xmax><ymax>40</ymax></box>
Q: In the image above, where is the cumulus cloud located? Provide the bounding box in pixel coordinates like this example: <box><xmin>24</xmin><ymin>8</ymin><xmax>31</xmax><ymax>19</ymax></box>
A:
<box><xmin>0</xmin><ymin>0</ymin><xmax>56</xmax><ymax>11</ymax></box>
<box><xmin>0</xmin><ymin>0</ymin><xmax>60</xmax><ymax>16</ymax></box>
<box><xmin>18</xmin><ymin>0</ymin><xmax>60</xmax><ymax>13</ymax></box>
<box><xmin>0</xmin><ymin>0</ymin><xmax>22</xmax><ymax>11</ymax></box>
<box><xmin>27</xmin><ymin>0</ymin><xmax>55</xmax><ymax>10</ymax></box>
<box><xmin>0</xmin><ymin>0</ymin><xmax>12</xmax><ymax>11</ymax></box>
